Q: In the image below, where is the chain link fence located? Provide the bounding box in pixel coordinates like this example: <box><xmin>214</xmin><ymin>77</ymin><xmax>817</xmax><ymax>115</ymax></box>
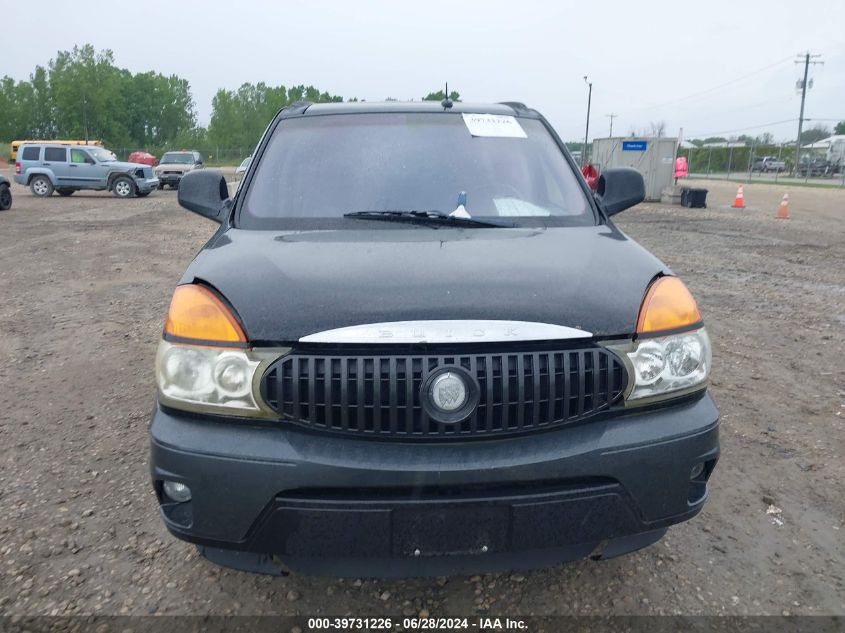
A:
<box><xmin>677</xmin><ymin>143</ymin><xmax>845</xmax><ymax>187</ymax></box>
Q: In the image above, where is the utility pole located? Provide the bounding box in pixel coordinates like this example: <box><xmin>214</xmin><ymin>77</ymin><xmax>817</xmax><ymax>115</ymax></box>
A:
<box><xmin>794</xmin><ymin>52</ymin><xmax>823</xmax><ymax>175</ymax></box>
<box><xmin>82</xmin><ymin>94</ymin><xmax>89</xmax><ymax>144</ymax></box>
<box><xmin>583</xmin><ymin>76</ymin><xmax>592</xmax><ymax>166</ymax></box>
<box><xmin>606</xmin><ymin>113</ymin><xmax>618</xmax><ymax>137</ymax></box>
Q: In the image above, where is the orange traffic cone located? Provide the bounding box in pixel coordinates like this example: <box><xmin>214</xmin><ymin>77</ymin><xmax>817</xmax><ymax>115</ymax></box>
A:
<box><xmin>731</xmin><ymin>185</ymin><xmax>746</xmax><ymax>209</ymax></box>
<box><xmin>776</xmin><ymin>193</ymin><xmax>789</xmax><ymax>219</ymax></box>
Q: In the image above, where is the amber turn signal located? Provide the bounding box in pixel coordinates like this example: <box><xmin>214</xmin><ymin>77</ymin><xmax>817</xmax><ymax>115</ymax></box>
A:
<box><xmin>636</xmin><ymin>276</ymin><xmax>702</xmax><ymax>334</ymax></box>
<box><xmin>164</xmin><ymin>284</ymin><xmax>247</xmax><ymax>343</ymax></box>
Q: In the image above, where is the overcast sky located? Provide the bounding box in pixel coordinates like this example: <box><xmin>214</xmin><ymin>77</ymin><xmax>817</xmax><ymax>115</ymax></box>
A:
<box><xmin>4</xmin><ymin>0</ymin><xmax>844</xmax><ymax>142</ymax></box>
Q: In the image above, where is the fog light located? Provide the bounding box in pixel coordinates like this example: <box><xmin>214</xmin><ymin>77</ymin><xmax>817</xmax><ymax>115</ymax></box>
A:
<box><xmin>163</xmin><ymin>480</ymin><xmax>192</xmax><ymax>503</ymax></box>
<box><xmin>690</xmin><ymin>462</ymin><xmax>705</xmax><ymax>480</ymax></box>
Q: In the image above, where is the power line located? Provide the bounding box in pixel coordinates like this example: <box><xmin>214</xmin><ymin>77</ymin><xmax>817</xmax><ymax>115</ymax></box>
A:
<box><xmin>689</xmin><ymin>96</ymin><xmax>793</xmax><ymax>123</ymax></box>
<box><xmin>687</xmin><ymin>118</ymin><xmax>797</xmax><ymax>138</ymax></box>
<box><xmin>616</xmin><ymin>55</ymin><xmax>794</xmax><ymax>113</ymax></box>
<box><xmin>605</xmin><ymin>113</ymin><xmax>618</xmax><ymax>136</ymax></box>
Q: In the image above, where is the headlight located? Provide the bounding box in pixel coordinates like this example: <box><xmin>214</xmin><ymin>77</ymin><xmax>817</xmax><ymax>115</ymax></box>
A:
<box><xmin>606</xmin><ymin>327</ymin><xmax>711</xmax><ymax>404</ymax></box>
<box><xmin>155</xmin><ymin>340</ymin><xmax>286</xmax><ymax>417</ymax></box>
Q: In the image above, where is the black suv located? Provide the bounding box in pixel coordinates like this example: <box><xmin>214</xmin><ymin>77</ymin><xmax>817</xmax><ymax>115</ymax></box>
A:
<box><xmin>150</xmin><ymin>101</ymin><xmax>719</xmax><ymax>577</ymax></box>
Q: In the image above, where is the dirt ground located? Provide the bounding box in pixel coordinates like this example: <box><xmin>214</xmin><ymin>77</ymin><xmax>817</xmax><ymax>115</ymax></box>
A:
<box><xmin>0</xmin><ymin>173</ymin><xmax>842</xmax><ymax>618</ymax></box>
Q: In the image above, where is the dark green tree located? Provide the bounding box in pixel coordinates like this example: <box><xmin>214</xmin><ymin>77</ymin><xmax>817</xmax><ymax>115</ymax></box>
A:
<box><xmin>121</xmin><ymin>71</ymin><xmax>196</xmax><ymax>147</ymax></box>
<box><xmin>28</xmin><ymin>66</ymin><xmax>55</xmax><ymax>138</ymax></box>
<box><xmin>799</xmin><ymin>125</ymin><xmax>830</xmax><ymax>144</ymax></box>
<box><xmin>208</xmin><ymin>82</ymin><xmax>342</xmax><ymax>149</ymax></box>
<box><xmin>834</xmin><ymin>121</ymin><xmax>845</xmax><ymax>135</ymax></box>
<box><xmin>0</xmin><ymin>69</ymin><xmax>55</xmax><ymax>141</ymax></box>
<box><xmin>1</xmin><ymin>44</ymin><xmax>200</xmax><ymax>153</ymax></box>
<box><xmin>48</xmin><ymin>45</ymin><xmax>127</xmax><ymax>144</ymax></box>
<box><xmin>423</xmin><ymin>89</ymin><xmax>460</xmax><ymax>102</ymax></box>
<box><xmin>0</xmin><ymin>77</ymin><xmax>25</xmax><ymax>141</ymax></box>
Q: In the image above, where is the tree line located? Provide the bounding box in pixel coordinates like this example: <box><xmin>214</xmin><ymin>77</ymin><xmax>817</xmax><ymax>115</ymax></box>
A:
<box><xmin>0</xmin><ymin>45</ymin><xmax>196</xmax><ymax>151</ymax></box>
<box><xmin>1</xmin><ymin>44</ymin><xmax>465</xmax><ymax>159</ymax></box>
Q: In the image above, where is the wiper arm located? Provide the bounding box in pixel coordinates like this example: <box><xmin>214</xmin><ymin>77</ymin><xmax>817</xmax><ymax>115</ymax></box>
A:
<box><xmin>343</xmin><ymin>210</ymin><xmax>511</xmax><ymax>228</ymax></box>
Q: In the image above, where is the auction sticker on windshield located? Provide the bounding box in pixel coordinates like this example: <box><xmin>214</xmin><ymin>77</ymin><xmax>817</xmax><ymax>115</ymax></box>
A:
<box><xmin>462</xmin><ymin>113</ymin><xmax>527</xmax><ymax>138</ymax></box>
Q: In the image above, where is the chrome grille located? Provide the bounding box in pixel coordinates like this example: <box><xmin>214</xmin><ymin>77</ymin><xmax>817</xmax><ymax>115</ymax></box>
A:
<box><xmin>260</xmin><ymin>347</ymin><xmax>627</xmax><ymax>439</ymax></box>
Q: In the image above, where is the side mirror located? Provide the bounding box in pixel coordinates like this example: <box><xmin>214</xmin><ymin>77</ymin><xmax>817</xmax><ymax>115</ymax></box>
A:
<box><xmin>595</xmin><ymin>167</ymin><xmax>645</xmax><ymax>216</ymax></box>
<box><xmin>178</xmin><ymin>169</ymin><xmax>231</xmax><ymax>223</ymax></box>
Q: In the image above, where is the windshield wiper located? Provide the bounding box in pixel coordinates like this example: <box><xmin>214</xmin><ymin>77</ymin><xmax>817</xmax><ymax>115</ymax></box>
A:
<box><xmin>343</xmin><ymin>210</ymin><xmax>512</xmax><ymax>228</ymax></box>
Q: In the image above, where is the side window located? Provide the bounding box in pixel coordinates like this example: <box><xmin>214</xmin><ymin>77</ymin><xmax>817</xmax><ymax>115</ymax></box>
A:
<box><xmin>21</xmin><ymin>146</ymin><xmax>40</xmax><ymax>161</ymax></box>
<box><xmin>44</xmin><ymin>147</ymin><xmax>67</xmax><ymax>162</ymax></box>
<box><xmin>71</xmin><ymin>149</ymin><xmax>92</xmax><ymax>164</ymax></box>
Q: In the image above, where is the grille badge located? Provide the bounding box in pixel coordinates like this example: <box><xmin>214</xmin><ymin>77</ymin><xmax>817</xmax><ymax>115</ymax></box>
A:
<box><xmin>429</xmin><ymin>372</ymin><xmax>468</xmax><ymax>412</ymax></box>
<box><xmin>421</xmin><ymin>367</ymin><xmax>480</xmax><ymax>424</ymax></box>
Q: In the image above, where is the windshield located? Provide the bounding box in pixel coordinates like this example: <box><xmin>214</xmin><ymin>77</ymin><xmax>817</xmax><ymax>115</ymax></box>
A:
<box><xmin>89</xmin><ymin>148</ymin><xmax>117</xmax><ymax>162</ymax></box>
<box><xmin>240</xmin><ymin>112</ymin><xmax>593</xmax><ymax>229</ymax></box>
<box><xmin>161</xmin><ymin>153</ymin><xmax>195</xmax><ymax>164</ymax></box>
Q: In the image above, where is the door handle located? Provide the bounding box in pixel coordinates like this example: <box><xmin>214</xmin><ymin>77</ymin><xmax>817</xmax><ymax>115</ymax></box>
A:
<box><xmin>69</xmin><ymin>164</ymin><xmax>78</xmax><ymax>168</ymax></box>
<box><xmin>42</xmin><ymin>162</ymin><xmax>51</xmax><ymax>166</ymax></box>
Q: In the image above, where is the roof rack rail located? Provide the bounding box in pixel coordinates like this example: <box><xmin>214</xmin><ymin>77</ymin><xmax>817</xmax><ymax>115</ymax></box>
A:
<box><xmin>277</xmin><ymin>100</ymin><xmax>313</xmax><ymax>118</ymax></box>
<box><xmin>498</xmin><ymin>101</ymin><xmax>529</xmax><ymax>112</ymax></box>
<box><xmin>286</xmin><ymin>100</ymin><xmax>313</xmax><ymax>111</ymax></box>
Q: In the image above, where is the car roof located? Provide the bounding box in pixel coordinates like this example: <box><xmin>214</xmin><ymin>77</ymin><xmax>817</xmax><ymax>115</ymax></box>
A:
<box><xmin>20</xmin><ymin>142</ymin><xmax>81</xmax><ymax>147</ymax></box>
<box><xmin>299</xmin><ymin>100</ymin><xmax>539</xmax><ymax>118</ymax></box>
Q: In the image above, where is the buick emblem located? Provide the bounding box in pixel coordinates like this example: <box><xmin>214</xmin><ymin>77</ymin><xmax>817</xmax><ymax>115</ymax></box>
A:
<box><xmin>430</xmin><ymin>372</ymin><xmax>468</xmax><ymax>412</ymax></box>
<box><xmin>421</xmin><ymin>367</ymin><xmax>480</xmax><ymax>424</ymax></box>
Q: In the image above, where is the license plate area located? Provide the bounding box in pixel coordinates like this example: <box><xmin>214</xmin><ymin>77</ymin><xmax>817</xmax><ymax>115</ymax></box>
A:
<box><xmin>392</xmin><ymin>504</ymin><xmax>510</xmax><ymax>556</ymax></box>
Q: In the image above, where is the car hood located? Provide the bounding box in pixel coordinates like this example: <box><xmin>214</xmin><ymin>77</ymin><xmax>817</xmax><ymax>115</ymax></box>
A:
<box><xmin>180</xmin><ymin>225</ymin><xmax>670</xmax><ymax>343</ymax></box>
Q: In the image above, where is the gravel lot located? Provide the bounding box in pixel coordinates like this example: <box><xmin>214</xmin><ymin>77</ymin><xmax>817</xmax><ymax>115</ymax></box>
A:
<box><xmin>0</xmin><ymin>172</ymin><xmax>843</xmax><ymax>618</ymax></box>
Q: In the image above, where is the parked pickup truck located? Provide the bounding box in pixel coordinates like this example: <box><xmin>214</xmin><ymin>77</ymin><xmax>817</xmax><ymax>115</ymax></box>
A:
<box><xmin>751</xmin><ymin>156</ymin><xmax>786</xmax><ymax>173</ymax></box>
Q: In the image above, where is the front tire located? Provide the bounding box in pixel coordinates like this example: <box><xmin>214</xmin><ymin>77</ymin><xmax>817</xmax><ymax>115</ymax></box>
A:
<box><xmin>112</xmin><ymin>176</ymin><xmax>135</xmax><ymax>198</ymax></box>
<box><xmin>0</xmin><ymin>184</ymin><xmax>12</xmax><ymax>210</ymax></box>
<box><xmin>30</xmin><ymin>175</ymin><xmax>54</xmax><ymax>197</ymax></box>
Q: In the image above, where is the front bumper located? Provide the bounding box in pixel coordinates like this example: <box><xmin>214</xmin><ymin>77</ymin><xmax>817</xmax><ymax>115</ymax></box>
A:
<box><xmin>136</xmin><ymin>177</ymin><xmax>159</xmax><ymax>193</ymax></box>
<box><xmin>150</xmin><ymin>393</ymin><xmax>719</xmax><ymax>577</ymax></box>
<box><xmin>156</xmin><ymin>172</ymin><xmax>185</xmax><ymax>186</ymax></box>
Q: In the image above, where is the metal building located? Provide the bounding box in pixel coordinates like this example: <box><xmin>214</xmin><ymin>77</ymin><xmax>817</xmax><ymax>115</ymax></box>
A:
<box><xmin>591</xmin><ymin>137</ymin><xmax>678</xmax><ymax>201</ymax></box>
